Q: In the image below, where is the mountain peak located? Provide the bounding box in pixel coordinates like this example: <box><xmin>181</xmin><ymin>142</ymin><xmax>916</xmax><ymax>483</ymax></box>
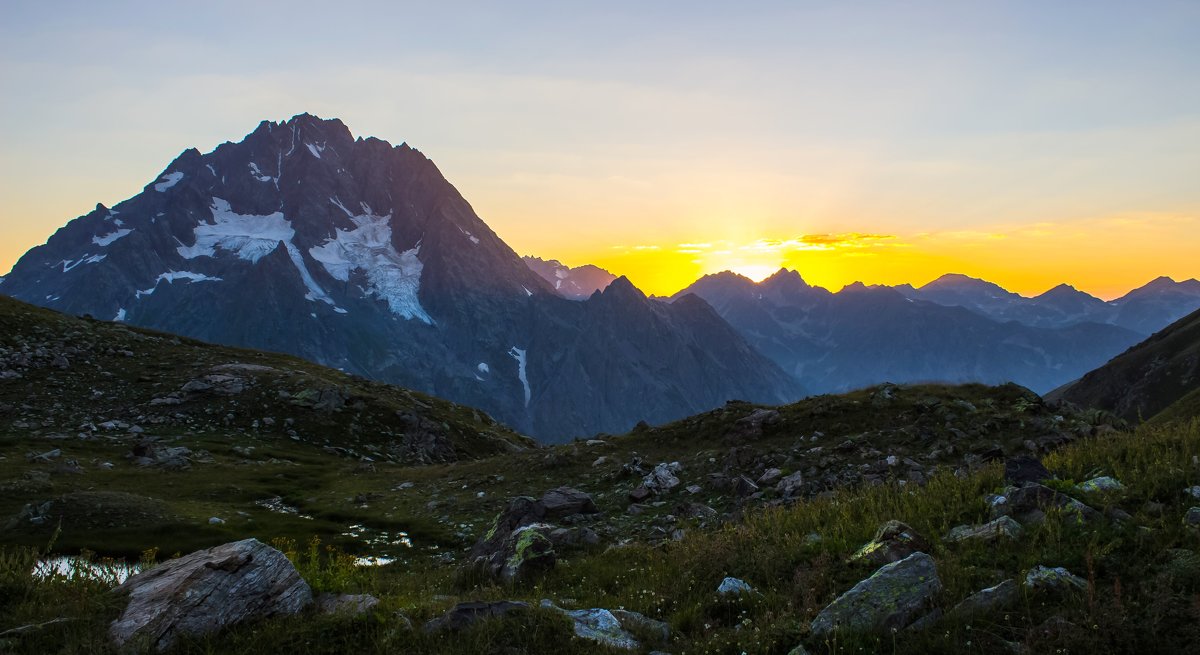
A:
<box><xmin>597</xmin><ymin>275</ymin><xmax>646</xmax><ymax>302</ymax></box>
<box><xmin>922</xmin><ymin>273</ymin><xmax>1007</xmax><ymax>292</ymax></box>
<box><xmin>761</xmin><ymin>267</ymin><xmax>808</xmax><ymax>289</ymax></box>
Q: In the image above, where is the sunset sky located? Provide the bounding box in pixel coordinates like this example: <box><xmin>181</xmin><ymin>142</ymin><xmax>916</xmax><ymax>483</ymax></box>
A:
<box><xmin>2</xmin><ymin>1</ymin><xmax>1198</xmax><ymax>299</ymax></box>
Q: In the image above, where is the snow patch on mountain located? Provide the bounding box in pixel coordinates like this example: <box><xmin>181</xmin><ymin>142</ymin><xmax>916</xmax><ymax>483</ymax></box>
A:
<box><xmin>248</xmin><ymin>162</ymin><xmax>276</xmax><ymax>184</ymax></box>
<box><xmin>478</xmin><ymin>362</ymin><xmax>489</xmax><ymax>374</ymax></box>
<box><xmin>177</xmin><ymin>198</ymin><xmax>295</xmax><ymax>263</ymax></box>
<box><xmin>508</xmin><ymin>347</ymin><xmax>530</xmax><ymax>407</ymax></box>
<box><xmin>177</xmin><ymin>198</ymin><xmax>338</xmax><ymax>308</ymax></box>
<box><xmin>61</xmin><ymin>254</ymin><xmax>106</xmax><ymax>272</ymax></box>
<box><xmin>114</xmin><ymin>308</ymin><xmax>126</xmax><ymax>321</ymax></box>
<box><xmin>306</xmin><ymin>143</ymin><xmax>324</xmax><ymax>159</ymax></box>
<box><xmin>154</xmin><ymin>172</ymin><xmax>184</xmax><ymax>192</ymax></box>
<box><xmin>309</xmin><ymin>202</ymin><xmax>432</xmax><ymax>323</ymax></box>
<box><xmin>137</xmin><ymin>271</ymin><xmax>224</xmax><ymax>298</ymax></box>
<box><xmin>93</xmin><ymin>229</ymin><xmax>132</xmax><ymax>247</ymax></box>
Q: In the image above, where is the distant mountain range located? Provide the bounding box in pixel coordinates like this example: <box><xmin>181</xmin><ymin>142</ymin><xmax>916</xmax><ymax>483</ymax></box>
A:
<box><xmin>894</xmin><ymin>273</ymin><xmax>1200</xmax><ymax>335</ymax></box>
<box><xmin>522</xmin><ymin>257</ymin><xmax>616</xmax><ymax>300</ymax></box>
<box><xmin>0</xmin><ymin>113</ymin><xmax>801</xmax><ymax>442</ymax></box>
<box><xmin>671</xmin><ymin>269</ymin><xmax>1200</xmax><ymax>395</ymax></box>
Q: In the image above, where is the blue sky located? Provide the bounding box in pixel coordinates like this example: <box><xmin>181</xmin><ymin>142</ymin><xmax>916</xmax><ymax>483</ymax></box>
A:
<box><xmin>2</xmin><ymin>1</ymin><xmax>1198</xmax><ymax>295</ymax></box>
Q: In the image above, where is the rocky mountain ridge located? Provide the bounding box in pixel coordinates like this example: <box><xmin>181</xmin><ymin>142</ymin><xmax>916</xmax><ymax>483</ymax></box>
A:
<box><xmin>0</xmin><ymin>113</ymin><xmax>802</xmax><ymax>442</ymax></box>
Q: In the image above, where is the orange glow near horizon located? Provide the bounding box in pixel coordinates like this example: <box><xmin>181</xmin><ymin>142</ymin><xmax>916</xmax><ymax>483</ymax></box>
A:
<box><xmin>535</xmin><ymin>210</ymin><xmax>1200</xmax><ymax>300</ymax></box>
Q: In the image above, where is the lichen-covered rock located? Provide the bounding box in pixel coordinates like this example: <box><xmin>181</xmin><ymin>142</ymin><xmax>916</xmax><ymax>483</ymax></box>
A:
<box><xmin>944</xmin><ymin>516</ymin><xmax>1023</xmax><ymax>544</ymax></box>
<box><xmin>1024</xmin><ymin>565</ymin><xmax>1087</xmax><ymax>593</ymax></box>
<box><xmin>850</xmin><ymin>520</ymin><xmax>931</xmax><ymax>566</ymax></box>
<box><xmin>109</xmin><ymin>539</ymin><xmax>311</xmax><ymax>652</ymax></box>
<box><xmin>501</xmin><ymin>524</ymin><xmax>556</xmax><ymax>582</ymax></box>
<box><xmin>1075</xmin><ymin>476</ymin><xmax>1124</xmax><ymax>494</ymax></box>
<box><xmin>810</xmin><ymin>552</ymin><xmax>941</xmax><ymax>637</ymax></box>
<box><xmin>949</xmin><ymin>579</ymin><xmax>1017</xmax><ymax>619</ymax></box>
<box><xmin>539</xmin><ymin>601</ymin><xmax>640</xmax><ymax>650</ymax></box>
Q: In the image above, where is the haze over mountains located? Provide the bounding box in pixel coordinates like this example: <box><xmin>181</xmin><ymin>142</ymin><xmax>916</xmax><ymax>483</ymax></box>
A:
<box><xmin>671</xmin><ymin>269</ymin><xmax>1200</xmax><ymax>395</ymax></box>
<box><xmin>0</xmin><ymin>113</ymin><xmax>800</xmax><ymax>442</ymax></box>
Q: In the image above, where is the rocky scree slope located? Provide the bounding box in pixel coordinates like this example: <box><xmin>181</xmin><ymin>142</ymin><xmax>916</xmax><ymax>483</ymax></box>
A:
<box><xmin>0</xmin><ymin>113</ymin><xmax>801</xmax><ymax>441</ymax></box>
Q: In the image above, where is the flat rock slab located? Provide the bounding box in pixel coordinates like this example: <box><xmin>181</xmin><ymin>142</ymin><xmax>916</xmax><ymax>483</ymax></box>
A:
<box><xmin>110</xmin><ymin>538</ymin><xmax>311</xmax><ymax>652</ymax></box>
<box><xmin>423</xmin><ymin>600</ymin><xmax>530</xmax><ymax>633</ymax></box>
<box><xmin>811</xmin><ymin>551</ymin><xmax>941</xmax><ymax>637</ymax></box>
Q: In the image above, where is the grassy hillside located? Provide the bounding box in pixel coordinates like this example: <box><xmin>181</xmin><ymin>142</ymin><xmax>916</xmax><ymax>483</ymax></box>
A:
<box><xmin>1051</xmin><ymin>306</ymin><xmax>1200</xmax><ymax>422</ymax></box>
<box><xmin>3</xmin><ymin>418</ymin><xmax>1199</xmax><ymax>654</ymax></box>
<box><xmin>0</xmin><ymin>294</ymin><xmax>531</xmax><ymax>555</ymax></box>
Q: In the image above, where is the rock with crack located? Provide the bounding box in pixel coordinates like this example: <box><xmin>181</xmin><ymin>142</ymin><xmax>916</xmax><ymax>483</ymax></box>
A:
<box><xmin>944</xmin><ymin>516</ymin><xmax>1023</xmax><ymax>544</ymax></box>
<box><xmin>948</xmin><ymin>579</ymin><xmax>1017</xmax><ymax>619</ymax></box>
<box><xmin>109</xmin><ymin>538</ymin><xmax>311</xmax><ymax>652</ymax></box>
<box><xmin>776</xmin><ymin>471</ymin><xmax>805</xmax><ymax>500</ymax></box>
<box><xmin>850</xmin><ymin>520</ymin><xmax>931</xmax><ymax>566</ymax></box>
<box><xmin>423</xmin><ymin>601</ymin><xmax>530</xmax><ymax>633</ymax></box>
<box><xmin>810</xmin><ymin>552</ymin><xmax>941</xmax><ymax>637</ymax></box>
<box><xmin>539</xmin><ymin>600</ymin><xmax>640</xmax><ymax>650</ymax></box>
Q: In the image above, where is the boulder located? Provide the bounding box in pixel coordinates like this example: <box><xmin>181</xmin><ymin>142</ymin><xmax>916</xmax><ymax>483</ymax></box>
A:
<box><xmin>540</xmin><ymin>601</ymin><xmax>639</xmax><ymax>650</ymax></box>
<box><xmin>810</xmin><ymin>552</ymin><xmax>941</xmax><ymax>637</ymax></box>
<box><xmin>469</xmin><ymin>497</ymin><xmax>556</xmax><ymax>582</ymax></box>
<box><xmin>1184</xmin><ymin>507</ymin><xmax>1200</xmax><ymax>528</ymax></box>
<box><xmin>610</xmin><ymin>609</ymin><xmax>670</xmax><ymax>645</ymax></box>
<box><xmin>948</xmin><ymin>579</ymin><xmax>1017</xmax><ymax>619</ymax></box>
<box><xmin>776</xmin><ymin>471</ymin><xmax>805</xmax><ymax>499</ymax></box>
<box><xmin>717</xmin><ymin>576</ymin><xmax>754</xmax><ymax>596</ymax></box>
<box><xmin>109</xmin><ymin>539</ymin><xmax>311</xmax><ymax>652</ymax></box>
<box><xmin>757</xmin><ymin>467</ymin><xmax>783</xmax><ymax>486</ymax></box>
<box><xmin>729</xmin><ymin>408</ymin><xmax>780</xmax><ymax>438</ymax></box>
<box><xmin>1002</xmin><ymin>483</ymin><xmax>1099</xmax><ymax>525</ymax></box>
<box><xmin>732</xmin><ymin>475</ymin><xmax>759</xmax><ymax>497</ymax></box>
<box><xmin>1024</xmin><ymin>565</ymin><xmax>1087</xmax><ymax>594</ymax></box>
<box><xmin>1004</xmin><ymin>455</ymin><xmax>1052</xmax><ymax>485</ymax></box>
<box><xmin>540</xmin><ymin>487</ymin><xmax>598</xmax><ymax>519</ymax></box>
<box><xmin>500</xmin><ymin>524</ymin><xmax>556</xmax><ymax>583</ymax></box>
<box><xmin>423</xmin><ymin>601</ymin><xmax>529</xmax><ymax>633</ymax></box>
<box><xmin>850</xmin><ymin>520</ymin><xmax>931</xmax><ymax>566</ymax></box>
<box><xmin>944</xmin><ymin>516</ymin><xmax>1023</xmax><ymax>544</ymax></box>
<box><xmin>643</xmin><ymin>462</ymin><xmax>682</xmax><ymax>493</ymax></box>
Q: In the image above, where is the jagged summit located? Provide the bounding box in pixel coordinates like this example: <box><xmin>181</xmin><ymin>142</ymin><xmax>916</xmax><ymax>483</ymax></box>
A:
<box><xmin>0</xmin><ymin>114</ymin><xmax>800</xmax><ymax>441</ymax></box>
